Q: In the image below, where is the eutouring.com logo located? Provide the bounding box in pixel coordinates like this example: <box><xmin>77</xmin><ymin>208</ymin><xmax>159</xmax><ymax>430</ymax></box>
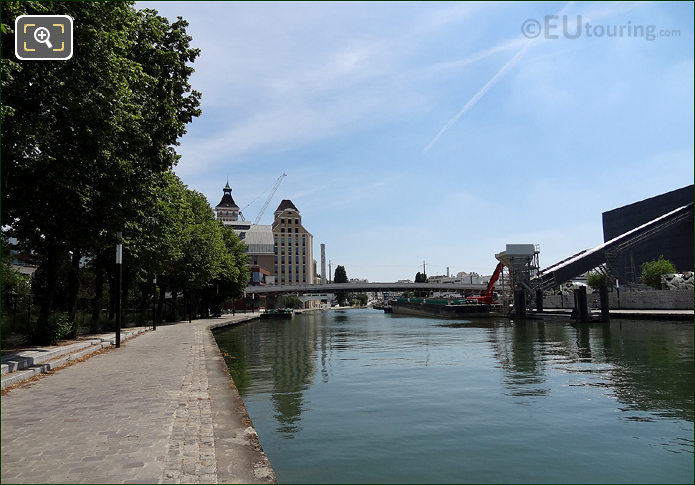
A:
<box><xmin>521</xmin><ymin>15</ymin><xmax>680</xmax><ymax>41</ymax></box>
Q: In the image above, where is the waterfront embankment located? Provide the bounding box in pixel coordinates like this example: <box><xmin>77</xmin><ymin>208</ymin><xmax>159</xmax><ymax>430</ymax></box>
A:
<box><xmin>1</xmin><ymin>313</ymin><xmax>275</xmax><ymax>484</ymax></box>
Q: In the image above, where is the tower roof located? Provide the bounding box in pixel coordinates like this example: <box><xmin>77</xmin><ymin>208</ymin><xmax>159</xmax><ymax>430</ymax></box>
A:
<box><xmin>217</xmin><ymin>183</ymin><xmax>238</xmax><ymax>209</ymax></box>
<box><xmin>275</xmin><ymin>199</ymin><xmax>298</xmax><ymax>212</ymax></box>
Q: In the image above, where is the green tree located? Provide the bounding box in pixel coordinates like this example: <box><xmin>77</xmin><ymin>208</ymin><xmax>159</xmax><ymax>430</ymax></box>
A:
<box><xmin>334</xmin><ymin>265</ymin><xmax>348</xmax><ymax>283</ymax></box>
<box><xmin>283</xmin><ymin>296</ymin><xmax>302</xmax><ymax>309</ymax></box>
<box><xmin>1</xmin><ymin>2</ymin><xmax>201</xmax><ymax>342</ymax></box>
<box><xmin>354</xmin><ymin>293</ymin><xmax>368</xmax><ymax>306</ymax></box>
<box><xmin>587</xmin><ymin>270</ymin><xmax>607</xmax><ymax>290</ymax></box>
<box><xmin>1</xmin><ymin>236</ymin><xmax>32</xmax><ymax>310</ymax></box>
<box><xmin>333</xmin><ymin>265</ymin><xmax>348</xmax><ymax>305</ymax></box>
<box><xmin>641</xmin><ymin>256</ymin><xmax>676</xmax><ymax>289</ymax></box>
<box><xmin>414</xmin><ymin>271</ymin><xmax>428</xmax><ymax>296</ymax></box>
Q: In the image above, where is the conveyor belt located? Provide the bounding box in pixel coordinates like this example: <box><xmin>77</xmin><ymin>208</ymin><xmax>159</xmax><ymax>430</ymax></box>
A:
<box><xmin>532</xmin><ymin>203</ymin><xmax>693</xmax><ymax>291</ymax></box>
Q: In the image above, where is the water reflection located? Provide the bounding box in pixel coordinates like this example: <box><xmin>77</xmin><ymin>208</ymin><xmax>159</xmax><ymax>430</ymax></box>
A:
<box><xmin>214</xmin><ymin>311</ymin><xmax>693</xmax><ymax>458</ymax></box>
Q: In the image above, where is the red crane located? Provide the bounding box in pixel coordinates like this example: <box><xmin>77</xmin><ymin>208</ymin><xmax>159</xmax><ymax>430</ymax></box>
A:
<box><xmin>467</xmin><ymin>262</ymin><xmax>504</xmax><ymax>305</ymax></box>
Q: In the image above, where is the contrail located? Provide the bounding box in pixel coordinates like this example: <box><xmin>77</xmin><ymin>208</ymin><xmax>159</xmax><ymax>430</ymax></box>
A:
<box><xmin>424</xmin><ymin>2</ymin><xmax>573</xmax><ymax>153</ymax></box>
<box><xmin>423</xmin><ymin>41</ymin><xmax>532</xmax><ymax>153</ymax></box>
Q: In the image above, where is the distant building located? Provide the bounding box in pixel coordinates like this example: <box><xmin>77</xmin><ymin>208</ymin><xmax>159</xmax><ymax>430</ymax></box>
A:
<box><xmin>243</xmin><ymin>224</ymin><xmax>275</xmax><ymax>279</ymax></box>
<box><xmin>272</xmin><ymin>199</ymin><xmax>315</xmax><ymax>285</ymax></box>
<box><xmin>214</xmin><ymin>181</ymin><xmax>252</xmax><ymax>234</ymax></box>
<box><xmin>602</xmin><ymin>185</ymin><xmax>693</xmax><ymax>284</ymax></box>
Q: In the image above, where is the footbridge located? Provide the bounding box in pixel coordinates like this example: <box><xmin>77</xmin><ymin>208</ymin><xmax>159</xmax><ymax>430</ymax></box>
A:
<box><xmin>532</xmin><ymin>202</ymin><xmax>693</xmax><ymax>291</ymax></box>
<box><xmin>245</xmin><ymin>281</ymin><xmax>486</xmax><ymax>296</ymax></box>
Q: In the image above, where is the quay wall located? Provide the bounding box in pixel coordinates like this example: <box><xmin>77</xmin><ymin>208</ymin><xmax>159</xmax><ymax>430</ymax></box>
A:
<box><xmin>543</xmin><ymin>289</ymin><xmax>694</xmax><ymax>310</ymax></box>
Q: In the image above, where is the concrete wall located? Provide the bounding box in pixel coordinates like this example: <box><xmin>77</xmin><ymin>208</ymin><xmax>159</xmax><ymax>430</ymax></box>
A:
<box><xmin>543</xmin><ymin>289</ymin><xmax>694</xmax><ymax>310</ymax></box>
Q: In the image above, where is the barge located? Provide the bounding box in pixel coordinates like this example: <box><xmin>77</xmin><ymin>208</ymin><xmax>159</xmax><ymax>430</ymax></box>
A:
<box><xmin>390</xmin><ymin>297</ymin><xmax>491</xmax><ymax>318</ymax></box>
<box><xmin>260</xmin><ymin>308</ymin><xmax>294</xmax><ymax>319</ymax></box>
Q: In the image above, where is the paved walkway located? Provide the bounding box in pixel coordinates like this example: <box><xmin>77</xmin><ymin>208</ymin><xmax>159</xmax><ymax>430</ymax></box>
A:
<box><xmin>1</xmin><ymin>314</ymin><xmax>275</xmax><ymax>484</ymax></box>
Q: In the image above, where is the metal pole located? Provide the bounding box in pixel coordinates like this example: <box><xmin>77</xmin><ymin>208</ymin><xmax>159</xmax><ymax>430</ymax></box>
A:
<box><xmin>152</xmin><ymin>276</ymin><xmax>157</xmax><ymax>330</ymax></box>
<box><xmin>616</xmin><ymin>279</ymin><xmax>621</xmax><ymax>310</ymax></box>
<box><xmin>115</xmin><ymin>232</ymin><xmax>122</xmax><ymax>348</ymax></box>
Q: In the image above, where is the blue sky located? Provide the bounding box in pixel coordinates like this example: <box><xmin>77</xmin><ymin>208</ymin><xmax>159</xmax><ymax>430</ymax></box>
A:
<box><xmin>138</xmin><ymin>1</ymin><xmax>693</xmax><ymax>281</ymax></box>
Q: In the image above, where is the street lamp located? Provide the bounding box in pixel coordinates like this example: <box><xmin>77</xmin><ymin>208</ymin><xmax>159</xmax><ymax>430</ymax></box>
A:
<box><xmin>115</xmin><ymin>231</ymin><xmax>122</xmax><ymax>348</ymax></box>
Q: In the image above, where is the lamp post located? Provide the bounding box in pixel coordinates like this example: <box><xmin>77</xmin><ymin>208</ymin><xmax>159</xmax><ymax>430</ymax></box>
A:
<box><xmin>115</xmin><ymin>231</ymin><xmax>122</xmax><ymax>348</ymax></box>
<box><xmin>152</xmin><ymin>276</ymin><xmax>157</xmax><ymax>330</ymax></box>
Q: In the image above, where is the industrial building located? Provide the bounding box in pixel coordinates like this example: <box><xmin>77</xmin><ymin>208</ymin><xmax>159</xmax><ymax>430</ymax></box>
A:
<box><xmin>602</xmin><ymin>185</ymin><xmax>693</xmax><ymax>285</ymax></box>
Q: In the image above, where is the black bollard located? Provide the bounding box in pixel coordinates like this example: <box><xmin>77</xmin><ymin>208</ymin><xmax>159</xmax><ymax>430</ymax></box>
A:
<box><xmin>599</xmin><ymin>284</ymin><xmax>610</xmax><ymax>322</ymax></box>
<box><xmin>573</xmin><ymin>287</ymin><xmax>589</xmax><ymax>322</ymax></box>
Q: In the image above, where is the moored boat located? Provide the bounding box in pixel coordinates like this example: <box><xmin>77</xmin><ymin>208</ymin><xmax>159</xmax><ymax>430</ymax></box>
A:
<box><xmin>260</xmin><ymin>308</ymin><xmax>294</xmax><ymax>319</ymax></box>
<box><xmin>389</xmin><ymin>297</ymin><xmax>491</xmax><ymax>318</ymax></box>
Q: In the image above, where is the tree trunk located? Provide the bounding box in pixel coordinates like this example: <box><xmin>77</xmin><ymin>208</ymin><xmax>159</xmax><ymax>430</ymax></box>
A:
<box><xmin>107</xmin><ymin>268</ymin><xmax>115</xmax><ymax>320</ymax></box>
<box><xmin>157</xmin><ymin>283</ymin><xmax>166</xmax><ymax>324</ymax></box>
<box><xmin>67</xmin><ymin>249</ymin><xmax>81</xmax><ymax>338</ymax></box>
<box><xmin>138</xmin><ymin>286</ymin><xmax>147</xmax><ymax>325</ymax></box>
<box><xmin>90</xmin><ymin>252</ymin><xmax>105</xmax><ymax>333</ymax></box>
<box><xmin>171</xmin><ymin>289</ymin><xmax>178</xmax><ymax>321</ymax></box>
<box><xmin>37</xmin><ymin>246</ymin><xmax>60</xmax><ymax>345</ymax></box>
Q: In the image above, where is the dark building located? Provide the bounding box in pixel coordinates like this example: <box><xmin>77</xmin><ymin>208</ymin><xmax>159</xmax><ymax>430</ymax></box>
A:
<box><xmin>602</xmin><ymin>185</ymin><xmax>694</xmax><ymax>284</ymax></box>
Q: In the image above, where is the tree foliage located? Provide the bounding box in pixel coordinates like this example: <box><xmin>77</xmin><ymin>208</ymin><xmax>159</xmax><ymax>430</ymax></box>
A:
<box><xmin>283</xmin><ymin>296</ymin><xmax>302</xmax><ymax>309</ymax></box>
<box><xmin>641</xmin><ymin>256</ymin><xmax>676</xmax><ymax>289</ymax></box>
<box><xmin>334</xmin><ymin>265</ymin><xmax>348</xmax><ymax>283</ymax></box>
<box><xmin>586</xmin><ymin>270</ymin><xmax>607</xmax><ymax>290</ymax></box>
<box><xmin>333</xmin><ymin>265</ymin><xmax>348</xmax><ymax>304</ymax></box>
<box><xmin>1</xmin><ymin>2</ymin><xmax>247</xmax><ymax>343</ymax></box>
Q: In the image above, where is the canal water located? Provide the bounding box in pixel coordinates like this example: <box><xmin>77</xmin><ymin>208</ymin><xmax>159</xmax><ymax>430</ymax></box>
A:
<box><xmin>213</xmin><ymin>309</ymin><xmax>694</xmax><ymax>483</ymax></box>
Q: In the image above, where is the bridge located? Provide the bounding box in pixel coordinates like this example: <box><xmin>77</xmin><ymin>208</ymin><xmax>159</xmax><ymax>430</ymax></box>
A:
<box><xmin>245</xmin><ymin>281</ymin><xmax>487</xmax><ymax>296</ymax></box>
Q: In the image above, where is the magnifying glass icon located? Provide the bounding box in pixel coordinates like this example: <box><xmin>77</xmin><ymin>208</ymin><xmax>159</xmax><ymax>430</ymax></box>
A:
<box><xmin>33</xmin><ymin>27</ymin><xmax>53</xmax><ymax>49</ymax></box>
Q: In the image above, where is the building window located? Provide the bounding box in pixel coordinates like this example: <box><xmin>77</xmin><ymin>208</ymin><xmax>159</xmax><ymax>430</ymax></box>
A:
<box><xmin>295</xmin><ymin>236</ymin><xmax>299</xmax><ymax>244</ymax></box>
<box><xmin>295</xmin><ymin>218</ymin><xmax>299</xmax><ymax>224</ymax></box>
<box><xmin>281</xmin><ymin>256</ymin><xmax>285</xmax><ymax>264</ymax></box>
<box><xmin>281</xmin><ymin>228</ymin><xmax>285</xmax><ymax>233</ymax></box>
<box><xmin>281</xmin><ymin>218</ymin><xmax>284</xmax><ymax>223</ymax></box>
<box><xmin>303</xmin><ymin>256</ymin><xmax>306</xmax><ymax>263</ymax></box>
<box><xmin>303</xmin><ymin>275</ymin><xmax>306</xmax><ymax>282</ymax></box>
<box><xmin>295</xmin><ymin>248</ymin><xmax>298</xmax><ymax>255</ymax></box>
<box><xmin>302</xmin><ymin>247</ymin><xmax>306</xmax><ymax>255</ymax></box>
<box><xmin>281</xmin><ymin>265</ymin><xmax>285</xmax><ymax>273</ymax></box>
<box><xmin>302</xmin><ymin>265</ymin><xmax>306</xmax><ymax>273</ymax></box>
<box><xmin>294</xmin><ymin>228</ymin><xmax>298</xmax><ymax>233</ymax></box>
<box><xmin>302</xmin><ymin>237</ymin><xmax>306</xmax><ymax>246</ymax></box>
<box><xmin>253</xmin><ymin>256</ymin><xmax>258</xmax><ymax>265</ymax></box>
<box><xmin>281</xmin><ymin>237</ymin><xmax>285</xmax><ymax>244</ymax></box>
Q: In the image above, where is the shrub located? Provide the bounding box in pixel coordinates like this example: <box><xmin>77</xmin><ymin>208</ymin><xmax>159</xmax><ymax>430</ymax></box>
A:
<box><xmin>641</xmin><ymin>255</ymin><xmax>676</xmax><ymax>289</ymax></box>
<box><xmin>587</xmin><ymin>271</ymin><xmax>607</xmax><ymax>289</ymax></box>
<box><xmin>283</xmin><ymin>296</ymin><xmax>302</xmax><ymax>309</ymax></box>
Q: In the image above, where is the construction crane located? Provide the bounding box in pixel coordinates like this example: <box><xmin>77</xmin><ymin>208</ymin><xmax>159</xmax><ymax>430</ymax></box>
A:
<box><xmin>467</xmin><ymin>262</ymin><xmax>504</xmax><ymax>305</ymax></box>
<box><xmin>253</xmin><ymin>173</ymin><xmax>287</xmax><ymax>224</ymax></box>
